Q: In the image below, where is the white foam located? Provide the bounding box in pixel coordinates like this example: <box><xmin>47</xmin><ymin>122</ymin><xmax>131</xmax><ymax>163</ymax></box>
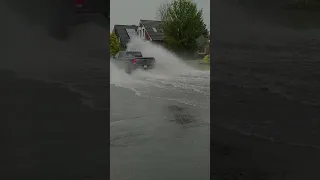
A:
<box><xmin>110</xmin><ymin>38</ymin><xmax>210</xmax><ymax>107</ymax></box>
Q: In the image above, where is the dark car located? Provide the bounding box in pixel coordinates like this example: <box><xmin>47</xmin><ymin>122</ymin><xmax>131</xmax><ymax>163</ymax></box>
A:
<box><xmin>4</xmin><ymin>0</ymin><xmax>109</xmax><ymax>40</ymax></box>
<box><xmin>113</xmin><ymin>51</ymin><xmax>156</xmax><ymax>74</ymax></box>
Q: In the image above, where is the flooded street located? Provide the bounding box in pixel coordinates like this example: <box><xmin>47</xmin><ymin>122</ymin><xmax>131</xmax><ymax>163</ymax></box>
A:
<box><xmin>111</xmin><ymin>38</ymin><xmax>210</xmax><ymax>108</ymax></box>
<box><xmin>110</xmin><ymin>85</ymin><xmax>210</xmax><ymax>180</ymax></box>
<box><xmin>1</xmin><ymin>0</ymin><xmax>210</xmax><ymax>179</ymax></box>
<box><xmin>110</xmin><ymin>39</ymin><xmax>210</xmax><ymax>180</ymax></box>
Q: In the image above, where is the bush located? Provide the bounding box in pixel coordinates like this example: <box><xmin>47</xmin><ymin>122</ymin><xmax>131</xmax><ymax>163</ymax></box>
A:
<box><xmin>110</xmin><ymin>32</ymin><xmax>120</xmax><ymax>56</ymax></box>
<box><xmin>202</xmin><ymin>55</ymin><xmax>210</xmax><ymax>64</ymax></box>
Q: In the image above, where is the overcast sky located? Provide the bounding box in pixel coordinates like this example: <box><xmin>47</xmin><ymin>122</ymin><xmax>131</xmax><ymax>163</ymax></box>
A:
<box><xmin>110</xmin><ymin>0</ymin><xmax>210</xmax><ymax>31</ymax></box>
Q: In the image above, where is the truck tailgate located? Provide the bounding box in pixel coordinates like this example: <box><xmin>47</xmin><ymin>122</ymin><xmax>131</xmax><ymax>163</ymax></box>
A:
<box><xmin>135</xmin><ymin>57</ymin><xmax>155</xmax><ymax>65</ymax></box>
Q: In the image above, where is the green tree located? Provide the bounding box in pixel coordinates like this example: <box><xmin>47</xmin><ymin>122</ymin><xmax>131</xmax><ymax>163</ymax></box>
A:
<box><xmin>160</xmin><ymin>0</ymin><xmax>208</xmax><ymax>52</ymax></box>
<box><xmin>110</xmin><ymin>32</ymin><xmax>120</xmax><ymax>56</ymax></box>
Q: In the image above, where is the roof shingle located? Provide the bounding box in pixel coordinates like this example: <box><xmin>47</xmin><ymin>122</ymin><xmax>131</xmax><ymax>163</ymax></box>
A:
<box><xmin>140</xmin><ymin>20</ymin><xmax>164</xmax><ymax>41</ymax></box>
<box><xmin>113</xmin><ymin>25</ymin><xmax>138</xmax><ymax>48</ymax></box>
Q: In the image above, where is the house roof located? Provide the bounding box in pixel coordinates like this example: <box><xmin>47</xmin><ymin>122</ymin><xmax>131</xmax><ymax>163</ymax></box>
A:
<box><xmin>113</xmin><ymin>25</ymin><xmax>138</xmax><ymax>48</ymax></box>
<box><xmin>140</xmin><ymin>20</ymin><xmax>164</xmax><ymax>41</ymax></box>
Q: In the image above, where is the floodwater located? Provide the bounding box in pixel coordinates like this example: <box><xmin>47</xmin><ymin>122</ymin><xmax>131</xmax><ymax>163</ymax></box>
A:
<box><xmin>110</xmin><ymin>38</ymin><xmax>210</xmax><ymax>180</ymax></box>
<box><xmin>111</xmin><ymin>38</ymin><xmax>210</xmax><ymax>108</ymax></box>
<box><xmin>0</xmin><ymin>1</ymin><xmax>211</xmax><ymax>178</ymax></box>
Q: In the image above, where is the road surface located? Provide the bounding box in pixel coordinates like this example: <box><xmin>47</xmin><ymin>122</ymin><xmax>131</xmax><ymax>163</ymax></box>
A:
<box><xmin>109</xmin><ymin>38</ymin><xmax>210</xmax><ymax>179</ymax></box>
<box><xmin>211</xmin><ymin>0</ymin><xmax>320</xmax><ymax>179</ymax></box>
<box><xmin>1</xmin><ymin>2</ymin><xmax>210</xmax><ymax>180</ymax></box>
<box><xmin>4</xmin><ymin>0</ymin><xmax>320</xmax><ymax>179</ymax></box>
<box><xmin>110</xmin><ymin>85</ymin><xmax>210</xmax><ymax>180</ymax></box>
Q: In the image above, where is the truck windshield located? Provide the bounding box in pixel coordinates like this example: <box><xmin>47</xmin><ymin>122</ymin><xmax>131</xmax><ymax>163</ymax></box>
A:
<box><xmin>126</xmin><ymin>52</ymin><xmax>143</xmax><ymax>57</ymax></box>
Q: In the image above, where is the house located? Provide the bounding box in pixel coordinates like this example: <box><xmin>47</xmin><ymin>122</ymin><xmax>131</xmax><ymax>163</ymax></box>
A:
<box><xmin>137</xmin><ymin>19</ymin><xmax>209</xmax><ymax>57</ymax></box>
<box><xmin>113</xmin><ymin>20</ymin><xmax>210</xmax><ymax>58</ymax></box>
<box><xmin>113</xmin><ymin>24</ymin><xmax>138</xmax><ymax>49</ymax></box>
<box><xmin>206</xmin><ymin>34</ymin><xmax>210</xmax><ymax>55</ymax></box>
<box><xmin>196</xmin><ymin>34</ymin><xmax>210</xmax><ymax>58</ymax></box>
<box><xmin>137</xmin><ymin>19</ymin><xmax>164</xmax><ymax>45</ymax></box>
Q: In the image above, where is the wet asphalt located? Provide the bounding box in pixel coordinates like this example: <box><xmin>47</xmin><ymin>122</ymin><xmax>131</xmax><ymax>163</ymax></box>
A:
<box><xmin>5</xmin><ymin>0</ymin><xmax>320</xmax><ymax>179</ymax></box>
<box><xmin>110</xmin><ymin>85</ymin><xmax>210</xmax><ymax>180</ymax></box>
<box><xmin>0</xmin><ymin>70</ymin><xmax>109</xmax><ymax>179</ymax></box>
<box><xmin>0</xmin><ymin>3</ymin><xmax>210</xmax><ymax>179</ymax></box>
<box><xmin>209</xmin><ymin>0</ymin><xmax>320</xmax><ymax>179</ymax></box>
<box><xmin>0</xmin><ymin>3</ymin><xmax>110</xmax><ymax>178</ymax></box>
<box><xmin>109</xmin><ymin>54</ymin><xmax>210</xmax><ymax>179</ymax></box>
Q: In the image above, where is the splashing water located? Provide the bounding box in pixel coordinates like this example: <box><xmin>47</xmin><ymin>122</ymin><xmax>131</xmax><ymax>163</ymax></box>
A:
<box><xmin>126</xmin><ymin>37</ymin><xmax>195</xmax><ymax>75</ymax></box>
<box><xmin>110</xmin><ymin>38</ymin><xmax>210</xmax><ymax>108</ymax></box>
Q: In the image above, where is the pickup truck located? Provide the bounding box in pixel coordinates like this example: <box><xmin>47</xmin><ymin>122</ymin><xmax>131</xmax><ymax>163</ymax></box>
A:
<box><xmin>113</xmin><ymin>51</ymin><xmax>155</xmax><ymax>74</ymax></box>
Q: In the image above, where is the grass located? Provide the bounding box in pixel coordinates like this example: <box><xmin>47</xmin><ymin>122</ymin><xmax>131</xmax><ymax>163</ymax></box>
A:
<box><xmin>199</xmin><ymin>56</ymin><xmax>210</xmax><ymax>71</ymax></box>
<box><xmin>201</xmin><ymin>55</ymin><xmax>210</xmax><ymax>64</ymax></box>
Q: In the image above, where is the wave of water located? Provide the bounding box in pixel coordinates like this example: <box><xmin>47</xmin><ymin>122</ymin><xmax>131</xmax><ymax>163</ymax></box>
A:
<box><xmin>110</xmin><ymin>38</ymin><xmax>210</xmax><ymax>108</ymax></box>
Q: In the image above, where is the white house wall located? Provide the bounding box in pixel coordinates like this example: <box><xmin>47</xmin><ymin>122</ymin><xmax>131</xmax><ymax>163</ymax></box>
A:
<box><xmin>137</xmin><ymin>26</ymin><xmax>146</xmax><ymax>39</ymax></box>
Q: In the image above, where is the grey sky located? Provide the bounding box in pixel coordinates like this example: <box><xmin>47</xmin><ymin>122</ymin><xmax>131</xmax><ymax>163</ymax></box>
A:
<box><xmin>110</xmin><ymin>0</ymin><xmax>210</xmax><ymax>31</ymax></box>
